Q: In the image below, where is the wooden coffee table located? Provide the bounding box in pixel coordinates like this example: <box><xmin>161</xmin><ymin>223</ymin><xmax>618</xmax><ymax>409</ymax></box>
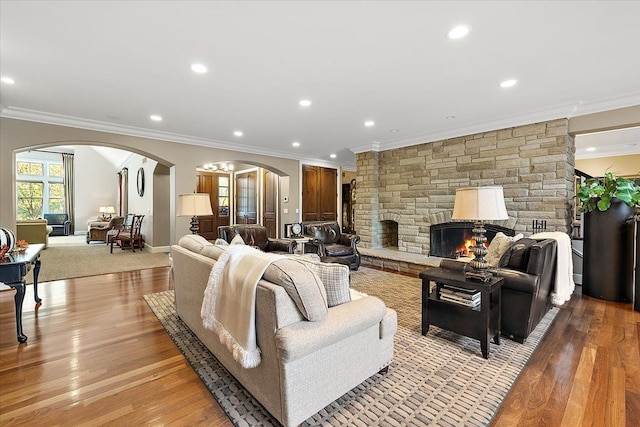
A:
<box><xmin>420</xmin><ymin>267</ymin><xmax>504</xmax><ymax>359</ymax></box>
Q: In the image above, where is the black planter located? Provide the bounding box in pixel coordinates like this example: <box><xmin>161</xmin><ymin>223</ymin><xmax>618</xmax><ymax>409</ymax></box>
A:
<box><xmin>583</xmin><ymin>198</ymin><xmax>634</xmax><ymax>302</ymax></box>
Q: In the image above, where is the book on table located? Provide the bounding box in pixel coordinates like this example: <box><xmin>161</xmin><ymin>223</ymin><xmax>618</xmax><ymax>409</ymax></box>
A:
<box><xmin>439</xmin><ymin>293</ymin><xmax>481</xmax><ymax>308</ymax></box>
<box><xmin>440</xmin><ymin>285</ymin><xmax>480</xmax><ymax>301</ymax></box>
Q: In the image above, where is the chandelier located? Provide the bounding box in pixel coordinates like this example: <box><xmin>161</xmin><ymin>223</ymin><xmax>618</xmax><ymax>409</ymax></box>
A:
<box><xmin>203</xmin><ymin>162</ymin><xmax>234</xmax><ymax>172</ymax></box>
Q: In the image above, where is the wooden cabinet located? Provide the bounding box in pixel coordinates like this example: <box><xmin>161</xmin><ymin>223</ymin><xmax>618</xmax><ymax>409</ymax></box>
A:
<box><xmin>302</xmin><ymin>165</ymin><xmax>337</xmax><ymax>222</ymax></box>
<box><xmin>196</xmin><ymin>172</ymin><xmax>230</xmax><ymax>240</ymax></box>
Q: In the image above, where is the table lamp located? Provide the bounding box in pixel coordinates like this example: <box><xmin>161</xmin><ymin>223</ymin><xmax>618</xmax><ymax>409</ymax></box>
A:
<box><xmin>98</xmin><ymin>206</ymin><xmax>107</xmax><ymax>220</ymax></box>
<box><xmin>451</xmin><ymin>186</ymin><xmax>509</xmax><ymax>282</ymax></box>
<box><xmin>105</xmin><ymin>206</ymin><xmax>116</xmax><ymax>220</ymax></box>
<box><xmin>177</xmin><ymin>193</ymin><xmax>213</xmax><ymax>235</ymax></box>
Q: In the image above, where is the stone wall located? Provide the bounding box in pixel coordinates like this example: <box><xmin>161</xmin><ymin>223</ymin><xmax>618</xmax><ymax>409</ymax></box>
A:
<box><xmin>355</xmin><ymin>119</ymin><xmax>575</xmax><ymax>254</ymax></box>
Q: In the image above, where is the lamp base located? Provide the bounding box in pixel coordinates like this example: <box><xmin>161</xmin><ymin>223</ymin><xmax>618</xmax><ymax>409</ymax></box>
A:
<box><xmin>189</xmin><ymin>216</ymin><xmax>200</xmax><ymax>235</ymax></box>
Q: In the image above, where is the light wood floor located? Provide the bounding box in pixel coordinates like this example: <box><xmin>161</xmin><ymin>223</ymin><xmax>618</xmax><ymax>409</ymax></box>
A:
<box><xmin>1</xmin><ymin>267</ymin><xmax>638</xmax><ymax>426</ymax></box>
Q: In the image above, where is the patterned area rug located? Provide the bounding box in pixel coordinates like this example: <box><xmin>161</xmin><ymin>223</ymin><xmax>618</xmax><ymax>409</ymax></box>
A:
<box><xmin>144</xmin><ymin>267</ymin><xmax>558</xmax><ymax>426</ymax></box>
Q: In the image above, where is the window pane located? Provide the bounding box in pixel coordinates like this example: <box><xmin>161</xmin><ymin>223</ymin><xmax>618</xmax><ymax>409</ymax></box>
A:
<box><xmin>219</xmin><ymin>176</ymin><xmax>229</xmax><ymax>187</ymax></box>
<box><xmin>17</xmin><ymin>182</ymin><xmax>44</xmax><ymax>220</ymax></box>
<box><xmin>49</xmin><ymin>199</ymin><xmax>65</xmax><ymax>213</ymax></box>
<box><xmin>17</xmin><ymin>161</ymin><xmax>44</xmax><ymax>176</ymax></box>
<box><xmin>48</xmin><ymin>183</ymin><xmax>65</xmax><ymax>213</ymax></box>
<box><xmin>17</xmin><ymin>162</ymin><xmax>30</xmax><ymax>175</ymax></box>
<box><xmin>49</xmin><ymin>164</ymin><xmax>64</xmax><ymax>177</ymax></box>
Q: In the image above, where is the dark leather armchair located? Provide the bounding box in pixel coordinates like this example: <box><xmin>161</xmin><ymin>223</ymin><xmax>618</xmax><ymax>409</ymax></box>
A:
<box><xmin>44</xmin><ymin>213</ymin><xmax>72</xmax><ymax>236</ymax></box>
<box><xmin>302</xmin><ymin>221</ymin><xmax>361</xmax><ymax>270</ymax></box>
<box><xmin>218</xmin><ymin>225</ymin><xmax>296</xmax><ymax>254</ymax></box>
<box><xmin>440</xmin><ymin>238</ymin><xmax>557</xmax><ymax>343</ymax></box>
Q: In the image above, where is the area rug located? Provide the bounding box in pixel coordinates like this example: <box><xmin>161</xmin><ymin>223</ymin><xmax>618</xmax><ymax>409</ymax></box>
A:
<box><xmin>26</xmin><ymin>245</ymin><xmax>171</xmax><ymax>282</ymax></box>
<box><xmin>144</xmin><ymin>267</ymin><xmax>558</xmax><ymax>426</ymax></box>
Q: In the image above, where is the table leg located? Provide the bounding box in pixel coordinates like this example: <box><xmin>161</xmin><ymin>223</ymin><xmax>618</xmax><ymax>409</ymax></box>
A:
<box><xmin>33</xmin><ymin>257</ymin><xmax>42</xmax><ymax>303</ymax></box>
<box><xmin>12</xmin><ymin>281</ymin><xmax>28</xmax><ymax>343</ymax></box>
<box><xmin>421</xmin><ymin>280</ymin><xmax>430</xmax><ymax>335</ymax></box>
<box><xmin>480</xmin><ymin>289</ymin><xmax>490</xmax><ymax>359</ymax></box>
<box><xmin>493</xmin><ymin>287</ymin><xmax>501</xmax><ymax>345</ymax></box>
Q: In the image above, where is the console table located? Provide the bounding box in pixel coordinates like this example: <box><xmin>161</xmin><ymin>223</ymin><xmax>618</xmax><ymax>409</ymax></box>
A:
<box><xmin>420</xmin><ymin>267</ymin><xmax>503</xmax><ymax>359</ymax></box>
<box><xmin>0</xmin><ymin>243</ymin><xmax>45</xmax><ymax>343</ymax></box>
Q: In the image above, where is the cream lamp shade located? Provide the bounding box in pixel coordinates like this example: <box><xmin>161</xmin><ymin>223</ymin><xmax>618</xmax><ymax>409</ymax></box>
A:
<box><xmin>177</xmin><ymin>193</ymin><xmax>213</xmax><ymax>234</ymax></box>
<box><xmin>98</xmin><ymin>206</ymin><xmax>106</xmax><ymax>214</ymax></box>
<box><xmin>105</xmin><ymin>206</ymin><xmax>116</xmax><ymax>215</ymax></box>
<box><xmin>451</xmin><ymin>186</ymin><xmax>508</xmax><ymax>221</ymax></box>
<box><xmin>451</xmin><ymin>186</ymin><xmax>508</xmax><ymax>282</ymax></box>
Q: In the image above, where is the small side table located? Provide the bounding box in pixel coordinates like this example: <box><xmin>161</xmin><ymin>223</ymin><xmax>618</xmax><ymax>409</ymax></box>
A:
<box><xmin>0</xmin><ymin>243</ymin><xmax>45</xmax><ymax>343</ymax></box>
<box><xmin>420</xmin><ymin>267</ymin><xmax>504</xmax><ymax>359</ymax></box>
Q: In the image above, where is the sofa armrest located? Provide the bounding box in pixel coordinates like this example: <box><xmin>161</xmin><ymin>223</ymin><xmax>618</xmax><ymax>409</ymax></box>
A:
<box><xmin>339</xmin><ymin>233</ymin><xmax>361</xmax><ymax>250</ymax></box>
<box><xmin>266</xmin><ymin>238</ymin><xmax>297</xmax><ymax>253</ymax></box>
<box><xmin>494</xmin><ymin>268</ymin><xmax>541</xmax><ymax>294</ymax></box>
<box><xmin>275</xmin><ymin>296</ymin><xmax>387</xmax><ymax>362</ymax></box>
<box><xmin>308</xmin><ymin>239</ymin><xmax>327</xmax><ymax>256</ymax></box>
<box><xmin>63</xmin><ymin>220</ymin><xmax>72</xmax><ymax>234</ymax></box>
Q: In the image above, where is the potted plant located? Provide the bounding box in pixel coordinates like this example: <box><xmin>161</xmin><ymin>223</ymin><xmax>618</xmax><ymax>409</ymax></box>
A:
<box><xmin>576</xmin><ymin>171</ymin><xmax>639</xmax><ymax>302</ymax></box>
<box><xmin>576</xmin><ymin>171</ymin><xmax>640</xmax><ymax>212</ymax></box>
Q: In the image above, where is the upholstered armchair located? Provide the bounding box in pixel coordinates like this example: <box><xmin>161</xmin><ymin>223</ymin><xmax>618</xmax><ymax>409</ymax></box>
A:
<box><xmin>302</xmin><ymin>221</ymin><xmax>361</xmax><ymax>270</ymax></box>
<box><xmin>43</xmin><ymin>213</ymin><xmax>72</xmax><ymax>236</ymax></box>
<box><xmin>218</xmin><ymin>224</ymin><xmax>296</xmax><ymax>254</ymax></box>
<box><xmin>87</xmin><ymin>216</ymin><xmax>124</xmax><ymax>244</ymax></box>
<box><xmin>16</xmin><ymin>219</ymin><xmax>53</xmax><ymax>248</ymax></box>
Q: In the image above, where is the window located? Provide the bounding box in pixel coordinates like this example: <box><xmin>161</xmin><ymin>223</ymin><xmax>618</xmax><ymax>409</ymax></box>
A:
<box><xmin>16</xmin><ymin>158</ymin><xmax>65</xmax><ymax>220</ymax></box>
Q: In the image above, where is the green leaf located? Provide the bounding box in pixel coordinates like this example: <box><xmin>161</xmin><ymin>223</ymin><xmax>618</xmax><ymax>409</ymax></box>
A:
<box><xmin>597</xmin><ymin>196</ymin><xmax>611</xmax><ymax>211</ymax></box>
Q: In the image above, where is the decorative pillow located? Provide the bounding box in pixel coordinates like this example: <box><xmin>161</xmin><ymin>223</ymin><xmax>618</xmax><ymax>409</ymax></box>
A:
<box><xmin>294</xmin><ymin>257</ymin><xmax>351</xmax><ymax>307</ymax></box>
<box><xmin>263</xmin><ymin>259</ymin><xmax>328</xmax><ymax>321</ymax></box>
<box><xmin>499</xmin><ymin>238</ymin><xmax>538</xmax><ymax>270</ymax></box>
<box><xmin>178</xmin><ymin>234</ymin><xmax>212</xmax><ymax>253</ymax></box>
<box><xmin>485</xmin><ymin>232</ymin><xmax>523</xmax><ymax>267</ymax></box>
<box><xmin>230</xmin><ymin>234</ymin><xmax>245</xmax><ymax>245</ymax></box>
<box><xmin>200</xmin><ymin>244</ymin><xmax>227</xmax><ymax>260</ymax></box>
<box><xmin>214</xmin><ymin>238</ymin><xmax>229</xmax><ymax>246</ymax></box>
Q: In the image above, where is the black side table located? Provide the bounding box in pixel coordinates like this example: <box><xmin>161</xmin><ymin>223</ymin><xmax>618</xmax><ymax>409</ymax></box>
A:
<box><xmin>420</xmin><ymin>267</ymin><xmax>504</xmax><ymax>359</ymax></box>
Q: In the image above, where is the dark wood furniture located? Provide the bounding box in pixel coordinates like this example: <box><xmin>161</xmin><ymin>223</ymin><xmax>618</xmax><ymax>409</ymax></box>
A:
<box><xmin>110</xmin><ymin>214</ymin><xmax>144</xmax><ymax>252</ymax></box>
<box><xmin>420</xmin><ymin>267</ymin><xmax>504</xmax><ymax>359</ymax></box>
<box><xmin>0</xmin><ymin>243</ymin><xmax>45</xmax><ymax>343</ymax></box>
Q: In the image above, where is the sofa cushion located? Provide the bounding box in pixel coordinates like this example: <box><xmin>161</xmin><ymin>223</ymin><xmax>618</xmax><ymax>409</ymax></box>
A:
<box><xmin>214</xmin><ymin>238</ymin><xmax>229</xmax><ymax>246</ymax></box>
<box><xmin>499</xmin><ymin>238</ymin><xmax>538</xmax><ymax>270</ymax></box>
<box><xmin>230</xmin><ymin>234</ymin><xmax>245</xmax><ymax>245</ymax></box>
<box><xmin>485</xmin><ymin>232</ymin><xmax>522</xmax><ymax>267</ymax></box>
<box><xmin>178</xmin><ymin>234</ymin><xmax>212</xmax><ymax>253</ymax></box>
<box><xmin>294</xmin><ymin>257</ymin><xmax>351</xmax><ymax>307</ymax></box>
<box><xmin>200</xmin><ymin>244</ymin><xmax>227</xmax><ymax>260</ymax></box>
<box><xmin>263</xmin><ymin>259</ymin><xmax>328</xmax><ymax>321</ymax></box>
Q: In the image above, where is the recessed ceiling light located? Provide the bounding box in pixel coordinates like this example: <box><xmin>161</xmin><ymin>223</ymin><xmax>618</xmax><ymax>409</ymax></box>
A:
<box><xmin>191</xmin><ymin>63</ymin><xmax>208</xmax><ymax>73</ymax></box>
<box><xmin>586</xmin><ymin>147</ymin><xmax>596</xmax><ymax>152</ymax></box>
<box><xmin>1</xmin><ymin>76</ymin><xmax>15</xmax><ymax>84</ymax></box>
<box><xmin>364</xmin><ymin>120</ymin><xmax>375</xmax><ymax>127</ymax></box>
<box><xmin>292</xmin><ymin>141</ymin><xmax>301</xmax><ymax>147</ymax></box>
<box><xmin>500</xmin><ymin>79</ymin><xmax>518</xmax><ymax>88</ymax></box>
<box><xmin>330</xmin><ymin>154</ymin><xmax>337</xmax><ymax>159</ymax></box>
<box><xmin>390</xmin><ymin>129</ymin><xmax>400</xmax><ymax>133</ymax></box>
<box><xmin>150</xmin><ymin>115</ymin><xmax>162</xmax><ymax>122</ymax></box>
<box><xmin>446</xmin><ymin>115</ymin><xmax>456</xmax><ymax>120</ymax></box>
<box><xmin>447</xmin><ymin>25</ymin><xmax>471</xmax><ymax>40</ymax></box>
<box><xmin>234</xmin><ymin>131</ymin><xmax>243</xmax><ymax>137</ymax></box>
<box><xmin>299</xmin><ymin>99</ymin><xmax>312</xmax><ymax>107</ymax></box>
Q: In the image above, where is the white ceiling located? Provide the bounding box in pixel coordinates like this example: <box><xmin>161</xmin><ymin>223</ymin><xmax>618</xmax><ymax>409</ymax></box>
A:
<box><xmin>1</xmin><ymin>1</ymin><xmax>639</xmax><ymax>168</ymax></box>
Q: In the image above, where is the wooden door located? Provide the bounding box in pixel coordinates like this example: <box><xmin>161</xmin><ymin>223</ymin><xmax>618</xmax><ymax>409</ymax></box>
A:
<box><xmin>196</xmin><ymin>172</ymin><xmax>230</xmax><ymax>240</ymax></box>
<box><xmin>263</xmin><ymin>170</ymin><xmax>278</xmax><ymax>238</ymax></box>
<box><xmin>302</xmin><ymin>165</ymin><xmax>337</xmax><ymax>222</ymax></box>
<box><xmin>235</xmin><ymin>171</ymin><xmax>258</xmax><ymax>224</ymax></box>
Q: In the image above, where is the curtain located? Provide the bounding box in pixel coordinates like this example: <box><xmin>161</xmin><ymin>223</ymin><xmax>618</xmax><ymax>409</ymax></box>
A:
<box><xmin>118</xmin><ymin>168</ymin><xmax>128</xmax><ymax>216</ymax></box>
<box><xmin>62</xmin><ymin>153</ymin><xmax>75</xmax><ymax>234</ymax></box>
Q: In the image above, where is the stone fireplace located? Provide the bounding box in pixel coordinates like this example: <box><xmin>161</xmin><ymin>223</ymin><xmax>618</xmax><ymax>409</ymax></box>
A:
<box><xmin>354</xmin><ymin>119</ymin><xmax>575</xmax><ymax>255</ymax></box>
<box><xmin>379</xmin><ymin>220</ymin><xmax>398</xmax><ymax>248</ymax></box>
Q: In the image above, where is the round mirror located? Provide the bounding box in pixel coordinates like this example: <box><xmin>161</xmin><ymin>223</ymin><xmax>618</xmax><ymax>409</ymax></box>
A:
<box><xmin>137</xmin><ymin>167</ymin><xmax>145</xmax><ymax>197</ymax></box>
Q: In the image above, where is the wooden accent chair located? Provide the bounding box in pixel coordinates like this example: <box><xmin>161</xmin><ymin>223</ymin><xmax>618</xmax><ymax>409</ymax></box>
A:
<box><xmin>110</xmin><ymin>214</ymin><xmax>145</xmax><ymax>253</ymax></box>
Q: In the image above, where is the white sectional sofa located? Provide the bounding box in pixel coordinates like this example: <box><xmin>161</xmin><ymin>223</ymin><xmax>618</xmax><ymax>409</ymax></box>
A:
<box><xmin>171</xmin><ymin>235</ymin><xmax>397</xmax><ymax>427</ymax></box>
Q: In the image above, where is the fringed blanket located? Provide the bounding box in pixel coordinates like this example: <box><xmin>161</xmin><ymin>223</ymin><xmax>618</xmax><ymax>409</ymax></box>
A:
<box><xmin>531</xmin><ymin>231</ymin><xmax>576</xmax><ymax>306</ymax></box>
<box><xmin>201</xmin><ymin>245</ymin><xmax>283</xmax><ymax>368</ymax></box>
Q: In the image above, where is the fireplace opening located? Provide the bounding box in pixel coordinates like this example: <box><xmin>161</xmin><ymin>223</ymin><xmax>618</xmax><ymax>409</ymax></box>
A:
<box><xmin>379</xmin><ymin>220</ymin><xmax>398</xmax><ymax>248</ymax></box>
<box><xmin>429</xmin><ymin>222</ymin><xmax>515</xmax><ymax>258</ymax></box>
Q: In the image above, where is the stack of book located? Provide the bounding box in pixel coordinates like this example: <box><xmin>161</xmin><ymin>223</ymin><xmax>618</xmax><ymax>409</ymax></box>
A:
<box><xmin>439</xmin><ymin>285</ymin><xmax>481</xmax><ymax>308</ymax></box>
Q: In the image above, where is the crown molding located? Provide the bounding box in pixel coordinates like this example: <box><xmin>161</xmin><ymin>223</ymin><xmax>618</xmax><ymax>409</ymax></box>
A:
<box><xmin>0</xmin><ymin>106</ymin><xmax>344</xmax><ymax>168</ymax></box>
<box><xmin>350</xmin><ymin>141</ymin><xmax>381</xmax><ymax>154</ymax></box>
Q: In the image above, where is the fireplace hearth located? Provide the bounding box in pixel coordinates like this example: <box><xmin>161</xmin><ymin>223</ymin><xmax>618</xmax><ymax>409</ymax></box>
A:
<box><xmin>430</xmin><ymin>222</ymin><xmax>515</xmax><ymax>258</ymax></box>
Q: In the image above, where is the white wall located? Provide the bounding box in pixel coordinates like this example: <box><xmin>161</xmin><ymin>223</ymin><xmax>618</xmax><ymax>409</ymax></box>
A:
<box><xmin>74</xmin><ymin>146</ymin><xmax>119</xmax><ymax>233</ymax></box>
<box><xmin>120</xmin><ymin>154</ymin><xmax>157</xmax><ymax>246</ymax></box>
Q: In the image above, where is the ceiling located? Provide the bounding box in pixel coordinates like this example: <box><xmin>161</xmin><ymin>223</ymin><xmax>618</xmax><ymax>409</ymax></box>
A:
<box><xmin>1</xmin><ymin>1</ymin><xmax>639</xmax><ymax>169</ymax></box>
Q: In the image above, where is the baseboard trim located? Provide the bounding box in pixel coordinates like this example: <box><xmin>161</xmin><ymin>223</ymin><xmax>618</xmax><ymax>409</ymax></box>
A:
<box><xmin>147</xmin><ymin>244</ymin><xmax>170</xmax><ymax>253</ymax></box>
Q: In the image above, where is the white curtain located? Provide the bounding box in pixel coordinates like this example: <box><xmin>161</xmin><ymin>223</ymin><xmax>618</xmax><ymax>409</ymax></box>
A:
<box><xmin>62</xmin><ymin>153</ymin><xmax>75</xmax><ymax>234</ymax></box>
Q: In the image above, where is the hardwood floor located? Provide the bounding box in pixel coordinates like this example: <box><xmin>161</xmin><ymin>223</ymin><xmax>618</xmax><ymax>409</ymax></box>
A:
<box><xmin>1</xmin><ymin>267</ymin><xmax>638</xmax><ymax>426</ymax></box>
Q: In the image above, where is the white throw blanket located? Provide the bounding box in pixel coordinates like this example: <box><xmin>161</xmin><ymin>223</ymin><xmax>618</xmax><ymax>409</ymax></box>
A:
<box><xmin>201</xmin><ymin>245</ymin><xmax>283</xmax><ymax>368</ymax></box>
<box><xmin>531</xmin><ymin>231</ymin><xmax>575</xmax><ymax>306</ymax></box>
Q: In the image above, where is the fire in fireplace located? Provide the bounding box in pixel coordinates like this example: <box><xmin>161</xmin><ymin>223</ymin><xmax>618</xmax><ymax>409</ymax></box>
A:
<box><xmin>430</xmin><ymin>222</ymin><xmax>515</xmax><ymax>258</ymax></box>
